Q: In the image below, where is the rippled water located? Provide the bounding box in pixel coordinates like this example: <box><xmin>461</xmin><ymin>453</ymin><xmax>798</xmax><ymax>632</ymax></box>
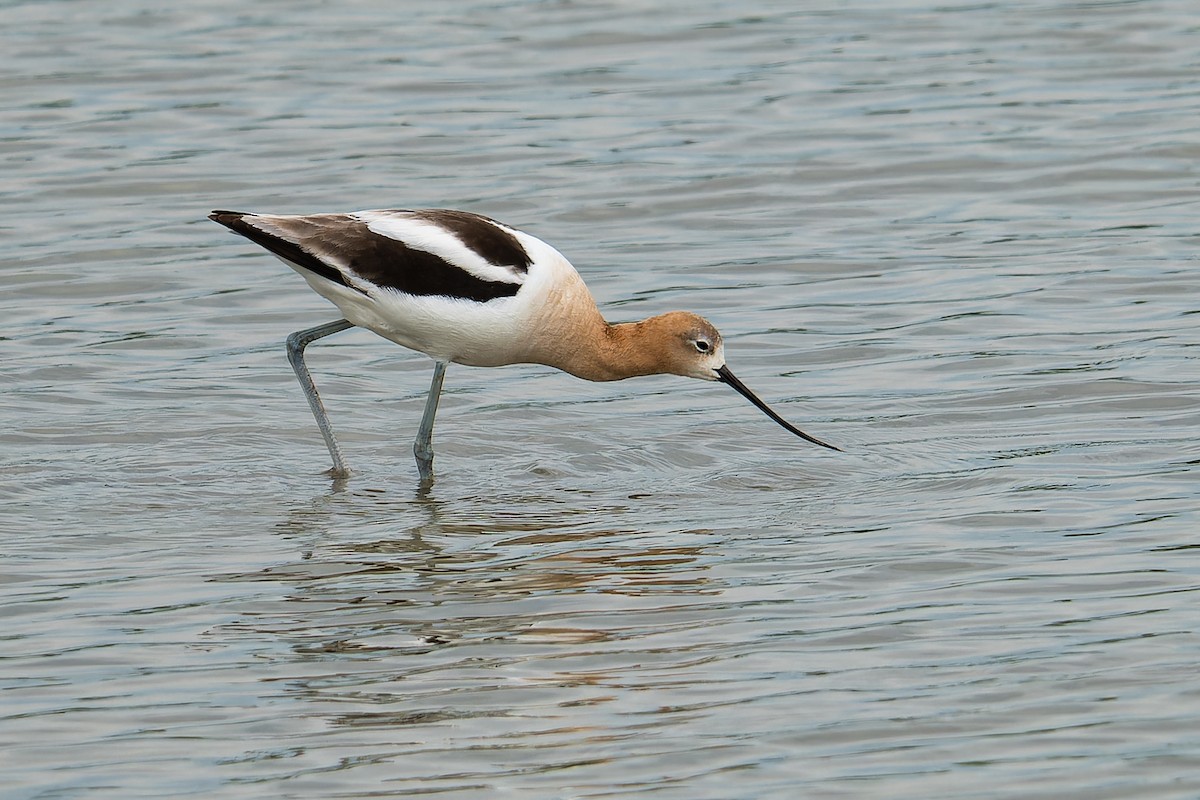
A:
<box><xmin>4</xmin><ymin>1</ymin><xmax>1199</xmax><ymax>797</ymax></box>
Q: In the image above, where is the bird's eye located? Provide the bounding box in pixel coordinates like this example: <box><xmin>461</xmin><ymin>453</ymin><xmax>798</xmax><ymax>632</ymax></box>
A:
<box><xmin>694</xmin><ymin>339</ymin><xmax>711</xmax><ymax>353</ymax></box>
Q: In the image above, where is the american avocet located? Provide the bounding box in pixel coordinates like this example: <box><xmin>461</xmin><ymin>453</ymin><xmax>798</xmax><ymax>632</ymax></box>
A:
<box><xmin>210</xmin><ymin>208</ymin><xmax>839</xmax><ymax>480</ymax></box>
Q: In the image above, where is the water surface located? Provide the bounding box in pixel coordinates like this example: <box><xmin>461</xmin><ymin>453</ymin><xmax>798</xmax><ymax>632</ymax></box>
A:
<box><xmin>3</xmin><ymin>1</ymin><xmax>1199</xmax><ymax>798</ymax></box>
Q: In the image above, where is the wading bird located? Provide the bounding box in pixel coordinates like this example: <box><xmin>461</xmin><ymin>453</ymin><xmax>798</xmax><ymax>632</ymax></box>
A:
<box><xmin>210</xmin><ymin>208</ymin><xmax>839</xmax><ymax>480</ymax></box>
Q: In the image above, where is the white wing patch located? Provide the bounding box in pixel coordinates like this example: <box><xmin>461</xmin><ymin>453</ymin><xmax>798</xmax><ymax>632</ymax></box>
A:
<box><xmin>355</xmin><ymin>211</ymin><xmax>527</xmax><ymax>287</ymax></box>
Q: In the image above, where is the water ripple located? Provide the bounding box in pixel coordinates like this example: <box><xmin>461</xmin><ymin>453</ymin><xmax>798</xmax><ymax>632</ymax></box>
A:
<box><xmin>4</xmin><ymin>1</ymin><xmax>1200</xmax><ymax>798</ymax></box>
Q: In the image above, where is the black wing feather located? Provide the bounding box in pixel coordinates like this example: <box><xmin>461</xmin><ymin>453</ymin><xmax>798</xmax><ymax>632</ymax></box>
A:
<box><xmin>210</xmin><ymin>209</ymin><xmax>525</xmax><ymax>303</ymax></box>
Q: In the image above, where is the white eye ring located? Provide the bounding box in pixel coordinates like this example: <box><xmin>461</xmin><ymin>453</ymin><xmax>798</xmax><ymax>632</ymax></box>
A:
<box><xmin>694</xmin><ymin>339</ymin><xmax>711</xmax><ymax>353</ymax></box>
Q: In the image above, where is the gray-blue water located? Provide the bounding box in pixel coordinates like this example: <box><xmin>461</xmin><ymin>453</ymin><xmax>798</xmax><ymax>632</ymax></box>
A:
<box><xmin>3</xmin><ymin>1</ymin><xmax>1199</xmax><ymax>797</ymax></box>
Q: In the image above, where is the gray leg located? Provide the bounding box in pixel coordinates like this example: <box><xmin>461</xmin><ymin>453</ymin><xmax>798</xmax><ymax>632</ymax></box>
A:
<box><xmin>286</xmin><ymin>319</ymin><xmax>355</xmax><ymax>477</ymax></box>
<box><xmin>413</xmin><ymin>360</ymin><xmax>448</xmax><ymax>481</ymax></box>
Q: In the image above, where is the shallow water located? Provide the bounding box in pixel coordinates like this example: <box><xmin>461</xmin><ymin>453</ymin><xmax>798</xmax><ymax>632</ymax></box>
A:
<box><xmin>3</xmin><ymin>1</ymin><xmax>1199</xmax><ymax>797</ymax></box>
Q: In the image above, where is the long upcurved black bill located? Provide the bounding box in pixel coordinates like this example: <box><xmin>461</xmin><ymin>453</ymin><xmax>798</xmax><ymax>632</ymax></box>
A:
<box><xmin>716</xmin><ymin>365</ymin><xmax>841</xmax><ymax>451</ymax></box>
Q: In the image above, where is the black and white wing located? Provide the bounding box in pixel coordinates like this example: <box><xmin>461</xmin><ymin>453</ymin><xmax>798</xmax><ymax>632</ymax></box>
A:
<box><xmin>209</xmin><ymin>208</ymin><xmax>532</xmax><ymax>303</ymax></box>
